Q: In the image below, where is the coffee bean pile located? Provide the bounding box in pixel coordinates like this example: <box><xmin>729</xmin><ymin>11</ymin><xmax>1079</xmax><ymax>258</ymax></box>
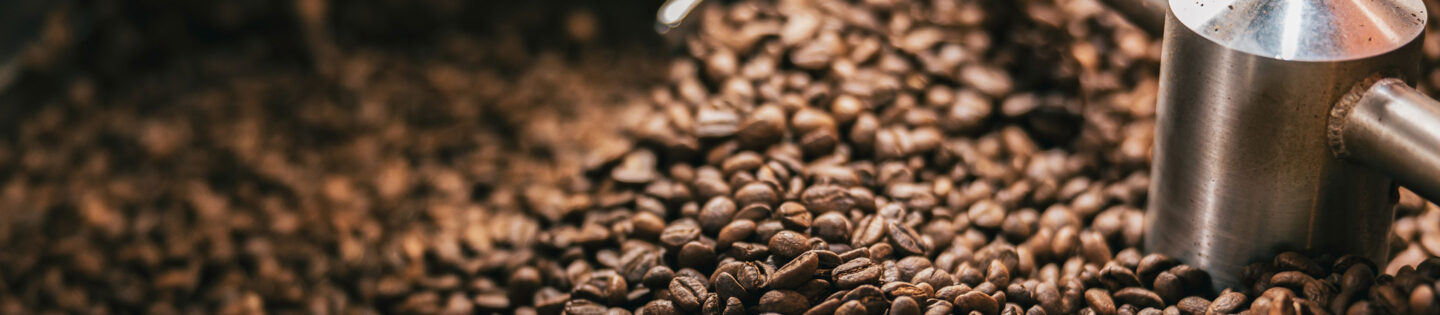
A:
<box><xmin>0</xmin><ymin>0</ymin><xmax>665</xmax><ymax>313</ymax></box>
<box><xmin>3</xmin><ymin>0</ymin><xmax>1440</xmax><ymax>314</ymax></box>
<box><xmin>554</xmin><ymin>0</ymin><xmax>1189</xmax><ymax>314</ymax></box>
<box><xmin>543</xmin><ymin>0</ymin><xmax>1440</xmax><ymax>314</ymax></box>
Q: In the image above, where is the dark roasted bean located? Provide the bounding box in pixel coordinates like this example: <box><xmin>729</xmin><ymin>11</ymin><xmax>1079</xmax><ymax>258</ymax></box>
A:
<box><xmin>835</xmin><ymin>258</ymin><xmax>882</xmax><ymax>288</ymax></box>
<box><xmin>836</xmin><ymin>300</ymin><xmax>868</xmax><ymax>315</ymax></box>
<box><xmin>956</xmin><ymin>290</ymin><xmax>1001</xmax><ymax>315</ymax></box>
<box><xmin>1114</xmin><ymin>287</ymin><xmax>1164</xmax><ymax>309</ymax></box>
<box><xmin>777</xmin><ymin>202</ymin><xmax>813</xmax><ymax>230</ymax></box>
<box><xmin>1085</xmin><ymin>289</ymin><xmax>1117</xmax><ymax>315</ymax></box>
<box><xmin>843</xmin><ymin>284</ymin><xmax>890</xmax><ymax>313</ymax></box>
<box><xmin>887</xmin><ymin>221</ymin><xmax>926</xmax><ymax>256</ymax></box>
<box><xmin>772</xmin><ymin>251</ymin><xmax>821</xmax><ymax>289</ymax></box>
<box><xmin>806</xmin><ymin>299</ymin><xmax>843</xmax><ymax>315</ymax></box>
<box><xmin>1274</xmin><ymin>251</ymin><xmax>1325</xmax><ymax>277</ymax></box>
<box><xmin>1152</xmin><ymin>272</ymin><xmax>1183</xmax><ymax>305</ymax></box>
<box><xmin>891</xmin><ymin>295</ymin><xmax>922</xmax><ymax>315</ymax></box>
<box><xmin>851</xmin><ymin>215</ymin><xmax>887</xmax><ymax>248</ymax></box>
<box><xmin>1175</xmin><ymin>297</ymin><xmax>1209</xmax><ymax>315</ymax></box>
<box><xmin>770</xmin><ymin>230</ymin><xmax>811</xmax><ymax>261</ymax></box>
<box><xmin>989</xmin><ymin>260</ymin><xmax>1013</xmax><ymax>287</ymax></box>
<box><xmin>661</xmin><ymin>224</ymin><xmax>703</xmax><ymax>249</ymax></box>
<box><xmin>669</xmin><ymin>276</ymin><xmax>708</xmax><ymax>311</ymax></box>
<box><xmin>700</xmin><ymin>197</ymin><xmax>738</xmax><ymax>234</ymax></box>
<box><xmin>1206</xmin><ymin>289</ymin><xmax>1247</xmax><ymax>315</ymax></box>
<box><xmin>643</xmin><ymin>299</ymin><xmax>681</xmax><ymax>315</ymax></box>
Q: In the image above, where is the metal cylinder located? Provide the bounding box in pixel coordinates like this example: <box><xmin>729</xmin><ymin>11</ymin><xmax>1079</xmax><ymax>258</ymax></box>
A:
<box><xmin>1333</xmin><ymin>79</ymin><xmax>1440</xmax><ymax>203</ymax></box>
<box><xmin>1146</xmin><ymin>0</ymin><xmax>1426</xmax><ymax>290</ymax></box>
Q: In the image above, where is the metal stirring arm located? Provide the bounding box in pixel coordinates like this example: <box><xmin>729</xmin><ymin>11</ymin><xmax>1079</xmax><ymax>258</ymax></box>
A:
<box><xmin>1332</xmin><ymin>79</ymin><xmax>1440</xmax><ymax>202</ymax></box>
<box><xmin>1099</xmin><ymin>0</ymin><xmax>1440</xmax><ymax>203</ymax></box>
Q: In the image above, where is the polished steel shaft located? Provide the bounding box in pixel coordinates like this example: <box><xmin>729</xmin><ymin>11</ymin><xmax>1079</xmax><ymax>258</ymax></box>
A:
<box><xmin>1333</xmin><ymin>79</ymin><xmax>1440</xmax><ymax>203</ymax></box>
<box><xmin>1145</xmin><ymin>0</ymin><xmax>1426</xmax><ymax>290</ymax></box>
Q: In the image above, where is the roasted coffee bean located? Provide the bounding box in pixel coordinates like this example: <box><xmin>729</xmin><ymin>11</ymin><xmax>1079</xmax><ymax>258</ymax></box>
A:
<box><xmin>803</xmin><ymin>184</ymin><xmax>857</xmax><ymax>214</ymax></box>
<box><xmin>956</xmin><ymin>290</ymin><xmax>1001</xmax><ymax>315</ymax></box>
<box><xmin>770</xmin><ymin>230</ymin><xmax>811</xmax><ymax>261</ymax></box>
<box><xmin>736</xmin><ymin>182</ymin><xmax>779</xmax><ymax>207</ymax></box>
<box><xmin>1036</xmin><ymin>281</ymin><xmax>1064</xmax><ymax>314</ymax></box>
<box><xmin>735</xmin><ymin>203</ymin><xmax>774</xmax><ymax>222</ymax></box>
<box><xmin>739</xmin><ymin>105</ymin><xmax>786</xmax><ymax>148</ymax></box>
<box><xmin>814</xmin><ymin>250</ymin><xmax>844</xmax><ymax>268</ymax></box>
<box><xmin>1347</xmin><ymin>301</ymin><xmax>1376</xmax><ymax>314</ymax></box>
<box><xmin>1136</xmin><ymin>254</ymin><xmax>1179</xmax><ymax>285</ymax></box>
<box><xmin>728</xmin><ymin>242</ymin><xmax>770</xmax><ymax>260</ymax></box>
<box><xmin>814</xmin><ymin>212</ymin><xmax>853</xmax><ymax>243</ymax></box>
<box><xmin>1410</xmin><ymin>285</ymin><xmax>1436</xmax><ymax>314</ymax></box>
<box><xmin>887</xmin><ymin>221</ymin><xmax>926</xmax><ymax>256</ymax></box>
<box><xmin>835</xmin><ymin>258</ymin><xmax>882</xmax><ymax>288</ymax></box>
<box><xmin>722</xmin><ymin>296</ymin><xmax>745</xmax><ymax>315</ymax></box>
<box><xmin>1369</xmin><ymin>284</ymin><xmax>1407</xmax><ymax>314</ymax></box>
<box><xmin>716</xmin><ymin>219</ymin><xmax>756</xmax><ymax>249</ymax></box>
<box><xmin>777</xmin><ymin>202</ymin><xmax>813</xmax><ymax>230</ymax></box>
<box><xmin>1085</xmin><ymin>289</ymin><xmax>1117</xmax><ymax>315</ymax></box>
<box><xmin>806</xmin><ymin>299</ymin><xmax>843</xmax><ymax>315</ymax></box>
<box><xmin>913</xmin><ymin>267</ymin><xmax>954</xmax><ymax>289</ymax></box>
<box><xmin>891</xmin><ymin>295</ymin><xmax>922</xmax><ymax>315</ymax></box>
<box><xmin>669</xmin><ymin>276</ymin><xmax>708</xmax><ymax>311</ymax></box>
<box><xmin>836</xmin><ymin>300</ymin><xmax>869</xmax><ymax>315</ymax></box>
<box><xmin>1274</xmin><ymin>251</ymin><xmax>1325</xmax><ymax>277</ymax></box>
<box><xmin>798</xmin><ymin>278</ymin><xmax>833</xmax><ymax>301</ymax></box>
<box><xmin>1302</xmin><ymin>277</ymin><xmax>1334</xmax><ymax>305</ymax></box>
<box><xmin>643</xmin><ymin>299</ymin><xmax>681</xmax><ymax>315</ymax></box>
<box><xmin>1152</xmin><ymin>272</ymin><xmax>1183</xmax><ymax>305</ymax></box>
<box><xmin>895</xmin><ymin>257</ymin><xmax>931</xmax><ymax>281</ymax></box>
<box><xmin>564</xmin><ymin>299</ymin><xmax>608</xmax><ymax>315</ymax></box>
<box><xmin>1001</xmin><ymin>303</ymin><xmax>1026</xmax><ymax>315</ymax></box>
<box><xmin>678</xmin><ymin>241</ymin><xmax>717</xmax><ymax>269</ymax></box>
<box><xmin>772</xmin><ymin>251</ymin><xmax>821</xmax><ymax>289</ymax></box>
<box><xmin>661</xmin><ymin>224</ymin><xmax>703</xmax><ymax>249</ymax></box>
<box><xmin>1027</xmin><ymin>305</ymin><xmax>1049</xmax><ymax>315</ymax></box>
<box><xmin>1080</xmin><ymin>231</ymin><xmax>1113</xmax><ymax>264</ymax></box>
<box><xmin>1250</xmin><ymin>287</ymin><xmax>1296</xmax><ymax>315</ymax></box>
<box><xmin>711</xmin><ymin>272</ymin><xmax>744</xmax><ymax>303</ymax></box>
<box><xmin>1269</xmin><ymin>271</ymin><xmax>1313</xmax><ymax>290</ymax></box>
<box><xmin>852</xmin><ymin>215</ymin><xmax>887</xmax><ymax>248</ymax></box>
<box><xmin>755</xmin><ymin>219</ymin><xmax>787</xmax><ymax>244</ymax></box>
<box><xmin>1114</xmin><ymin>287</ymin><xmax>1164</xmax><ymax>309</ymax></box>
<box><xmin>988</xmin><ymin>260</ymin><xmax>1013</xmax><ymax>287</ymax></box>
<box><xmin>843</xmin><ymin>284</ymin><xmax>890</xmax><ymax>314</ymax></box>
<box><xmin>969</xmin><ymin>199</ymin><xmax>1007</xmax><ymax>230</ymax></box>
<box><xmin>869</xmin><ymin>243</ymin><xmax>895</xmax><ymax>261</ymax></box>
<box><xmin>882</xmin><ymin>281</ymin><xmax>934</xmax><ymax>300</ymax></box>
<box><xmin>1175</xmin><ymin>297</ymin><xmax>1209</xmax><ymax>315</ymax></box>
<box><xmin>757</xmin><ymin>290</ymin><xmax>810</xmax><ymax>315</ymax></box>
<box><xmin>1100</xmin><ymin>263</ymin><xmax>1141</xmax><ymax>290</ymax></box>
<box><xmin>1167</xmin><ymin>265</ymin><xmax>1211</xmax><ymax>294</ymax></box>
<box><xmin>738</xmin><ymin>262</ymin><xmax>769</xmax><ymax>292</ymax></box>
<box><xmin>700</xmin><ymin>197</ymin><xmax>739</xmax><ymax>234</ymax></box>
<box><xmin>701</xmin><ymin>293</ymin><xmax>722</xmax><ymax>315</ymax></box>
<box><xmin>575</xmin><ymin>271</ymin><xmax>629</xmax><ymax>305</ymax></box>
<box><xmin>1206</xmin><ymin>289</ymin><xmax>1247</xmax><ymax>315</ymax></box>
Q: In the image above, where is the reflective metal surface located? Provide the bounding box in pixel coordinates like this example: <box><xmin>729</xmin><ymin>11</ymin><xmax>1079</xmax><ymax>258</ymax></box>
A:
<box><xmin>1171</xmin><ymin>0</ymin><xmax>1426</xmax><ymax>61</ymax></box>
<box><xmin>1146</xmin><ymin>0</ymin><xmax>1425</xmax><ymax>290</ymax></box>
<box><xmin>656</xmin><ymin>0</ymin><xmax>704</xmax><ymax>33</ymax></box>
<box><xmin>1099</xmin><ymin>0</ymin><xmax>1167</xmax><ymax>35</ymax></box>
<box><xmin>1333</xmin><ymin>79</ymin><xmax>1440</xmax><ymax>203</ymax></box>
